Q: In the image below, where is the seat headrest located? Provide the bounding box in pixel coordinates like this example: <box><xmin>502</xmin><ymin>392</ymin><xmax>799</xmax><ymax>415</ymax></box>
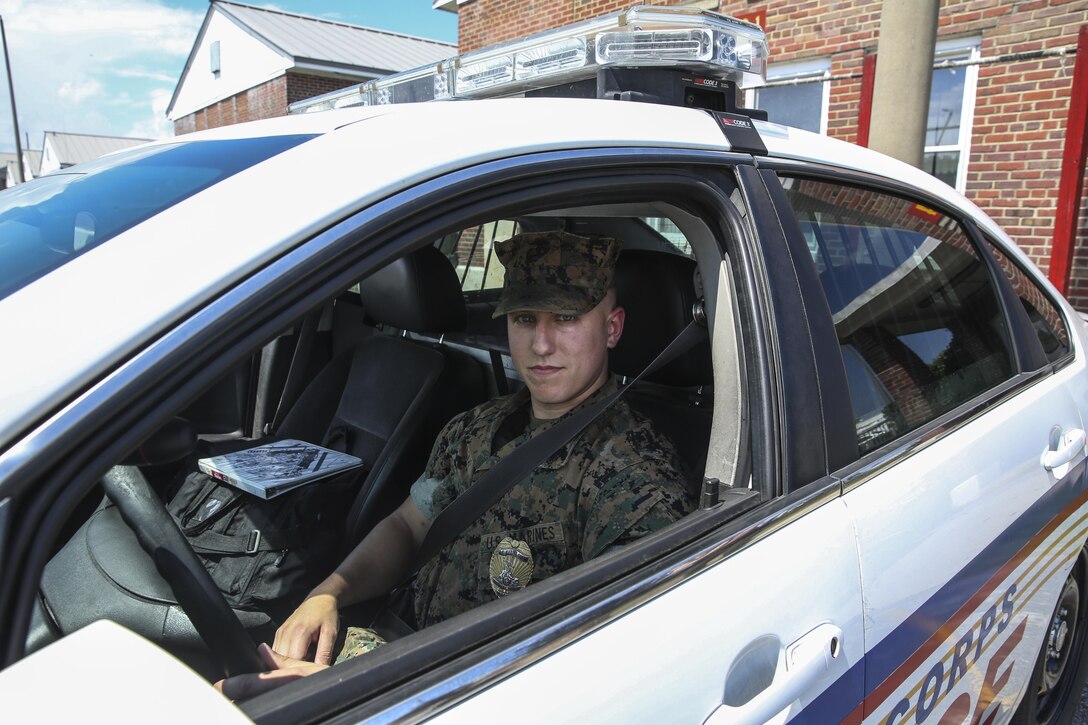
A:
<box><xmin>610</xmin><ymin>249</ymin><xmax>713</xmax><ymax>387</ymax></box>
<box><xmin>360</xmin><ymin>246</ymin><xmax>467</xmax><ymax>333</ymax></box>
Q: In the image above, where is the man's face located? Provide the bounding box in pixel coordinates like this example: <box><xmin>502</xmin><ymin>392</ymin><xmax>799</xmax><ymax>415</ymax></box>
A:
<box><xmin>507</xmin><ymin>292</ymin><xmax>625</xmax><ymax>420</ymax></box>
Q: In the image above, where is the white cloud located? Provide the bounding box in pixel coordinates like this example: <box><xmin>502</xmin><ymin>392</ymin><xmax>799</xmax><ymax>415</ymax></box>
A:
<box><xmin>0</xmin><ymin>0</ymin><xmax>203</xmax><ymax>151</ymax></box>
<box><xmin>114</xmin><ymin>68</ymin><xmax>180</xmax><ymax>84</ymax></box>
<box><xmin>127</xmin><ymin>87</ymin><xmax>176</xmax><ymax>141</ymax></box>
<box><xmin>58</xmin><ymin>79</ymin><xmax>103</xmax><ymax>104</ymax></box>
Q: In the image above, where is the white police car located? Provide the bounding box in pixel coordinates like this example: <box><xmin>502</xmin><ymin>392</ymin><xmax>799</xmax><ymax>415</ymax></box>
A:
<box><xmin>0</xmin><ymin>6</ymin><xmax>1085</xmax><ymax>723</ymax></box>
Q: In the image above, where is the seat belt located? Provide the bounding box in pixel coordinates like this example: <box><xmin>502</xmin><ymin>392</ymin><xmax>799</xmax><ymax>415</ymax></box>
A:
<box><xmin>268</xmin><ymin>305</ymin><xmax>324</xmax><ymax>434</ymax></box>
<box><xmin>408</xmin><ymin>319</ymin><xmax>708</xmax><ymax>574</ymax></box>
<box><xmin>489</xmin><ymin>349</ymin><xmax>510</xmax><ymax>396</ymax></box>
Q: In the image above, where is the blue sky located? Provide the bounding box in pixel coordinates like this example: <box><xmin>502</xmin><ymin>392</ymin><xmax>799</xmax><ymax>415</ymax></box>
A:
<box><xmin>0</xmin><ymin>1</ymin><xmax>458</xmax><ymax>153</ymax></box>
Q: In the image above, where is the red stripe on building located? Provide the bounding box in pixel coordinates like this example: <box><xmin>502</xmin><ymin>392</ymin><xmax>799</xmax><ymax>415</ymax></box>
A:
<box><xmin>1048</xmin><ymin>25</ymin><xmax>1088</xmax><ymax>294</ymax></box>
<box><xmin>858</xmin><ymin>52</ymin><xmax>877</xmax><ymax>148</ymax></box>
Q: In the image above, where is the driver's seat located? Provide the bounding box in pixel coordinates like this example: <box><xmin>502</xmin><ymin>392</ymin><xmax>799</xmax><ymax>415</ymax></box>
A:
<box><xmin>28</xmin><ymin>246</ymin><xmax>488</xmax><ymax>681</ymax></box>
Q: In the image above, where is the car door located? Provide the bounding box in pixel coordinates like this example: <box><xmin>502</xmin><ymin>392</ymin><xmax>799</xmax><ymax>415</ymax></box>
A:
<box><xmin>350</xmin><ymin>159</ymin><xmax>871</xmax><ymax>725</ymax></box>
<box><xmin>418</xmin><ymin>491</ymin><xmax>864</xmax><ymax>725</ymax></box>
<box><xmin>770</xmin><ymin>171</ymin><xmax>1088</xmax><ymax>724</ymax></box>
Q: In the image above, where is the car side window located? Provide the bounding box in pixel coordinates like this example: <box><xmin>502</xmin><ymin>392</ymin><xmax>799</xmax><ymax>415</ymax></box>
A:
<box><xmin>779</xmin><ymin>176</ymin><xmax>1015</xmax><ymax>454</ymax></box>
<box><xmin>982</xmin><ymin>237</ymin><xmax>1071</xmax><ymax>366</ymax></box>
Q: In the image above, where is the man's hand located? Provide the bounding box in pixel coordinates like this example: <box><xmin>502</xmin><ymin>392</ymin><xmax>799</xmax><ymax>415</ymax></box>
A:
<box><xmin>273</xmin><ymin>592</ymin><xmax>340</xmax><ymax>664</ymax></box>
<box><xmin>215</xmin><ymin>643</ymin><xmax>328</xmax><ymax>700</ymax></box>
<box><xmin>268</xmin><ymin>495</ymin><xmax>430</xmax><ymax>665</ymax></box>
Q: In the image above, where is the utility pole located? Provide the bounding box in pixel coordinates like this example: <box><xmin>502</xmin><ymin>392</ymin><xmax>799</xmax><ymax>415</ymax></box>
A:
<box><xmin>1</xmin><ymin>14</ymin><xmax>24</xmax><ymax>184</ymax></box>
<box><xmin>867</xmin><ymin>0</ymin><xmax>940</xmax><ymax>168</ymax></box>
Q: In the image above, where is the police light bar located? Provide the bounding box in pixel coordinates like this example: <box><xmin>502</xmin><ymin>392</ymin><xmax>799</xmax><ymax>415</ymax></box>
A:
<box><xmin>289</xmin><ymin>5</ymin><xmax>767</xmax><ymax>114</ymax></box>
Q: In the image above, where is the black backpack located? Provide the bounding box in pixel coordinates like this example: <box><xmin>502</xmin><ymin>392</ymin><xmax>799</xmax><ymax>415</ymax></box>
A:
<box><xmin>167</xmin><ymin>441</ymin><xmax>360</xmax><ymax>611</ymax></box>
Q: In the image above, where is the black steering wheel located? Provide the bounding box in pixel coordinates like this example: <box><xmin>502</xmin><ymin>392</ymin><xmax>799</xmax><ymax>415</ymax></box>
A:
<box><xmin>102</xmin><ymin>464</ymin><xmax>265</xmax><ymax>677</ymax></box>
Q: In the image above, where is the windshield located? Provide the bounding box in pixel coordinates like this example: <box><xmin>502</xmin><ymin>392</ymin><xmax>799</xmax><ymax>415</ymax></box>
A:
<box><xmin>0</xmin><ymin>134</ymin><xmax>314</xmax><ymax>301</ymax></box>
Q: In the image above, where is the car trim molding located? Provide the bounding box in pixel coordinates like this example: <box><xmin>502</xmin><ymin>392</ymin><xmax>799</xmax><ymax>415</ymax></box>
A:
<box><xmin>838</xmin><ymin>367</ymin><xmax>1053</xmax><ymax>495</ymax></box>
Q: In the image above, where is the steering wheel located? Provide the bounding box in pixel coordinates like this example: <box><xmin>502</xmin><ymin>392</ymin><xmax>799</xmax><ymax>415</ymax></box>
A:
<box><xmin>102</xmin><ymin>464</ymin><xmax>265</xmax><ymax>677</ymax></box>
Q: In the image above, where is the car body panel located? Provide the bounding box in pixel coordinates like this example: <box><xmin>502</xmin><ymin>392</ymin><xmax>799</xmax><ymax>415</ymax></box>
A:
<box><xmin>0</xmin><ymin>620</ymin><xmax>250</xmax><ymax>723</ymax></box>
<box><xmin>840</xmin><ymin>371</ymin><xmax>1087</xmax><ymax>723</ymax></box>
<box><xmin>414</xmin><ymin>495</ymin><xmax>863</xmax><ymax>725</ymax></box>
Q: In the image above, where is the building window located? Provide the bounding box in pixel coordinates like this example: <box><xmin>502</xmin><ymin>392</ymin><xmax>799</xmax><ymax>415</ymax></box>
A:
<box><xmin>748</xmin><ymin>59</ymin><xmax>830</xmax><ymax>134</ymax></box>
<box><xmin>210</xmin><ymin>40</ymin><xmax>221</xmax><ymax>77</ymax></box>
<box><xmin>924</xmin><ymin>38</ymin><xmax>980</xmax><ymax>192</ymax></box>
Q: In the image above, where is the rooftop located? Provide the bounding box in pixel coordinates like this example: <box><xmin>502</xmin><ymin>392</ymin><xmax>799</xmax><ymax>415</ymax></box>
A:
<box><xmin>215</xmin><ymin>1</ymin><xmax>456</xmax><ymax>74</ymax></box>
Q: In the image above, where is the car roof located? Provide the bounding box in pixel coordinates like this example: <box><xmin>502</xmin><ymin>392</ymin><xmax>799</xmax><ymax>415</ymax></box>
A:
<box><xmin>0</xmin><ymin>97</ymin><xmax>1011</xmax><ymax>455</ymax></box>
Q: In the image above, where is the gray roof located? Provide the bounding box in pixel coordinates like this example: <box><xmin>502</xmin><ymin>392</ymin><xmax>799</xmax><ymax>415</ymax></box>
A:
<box><xmin>2</xmin><ymin>149</ymin><xmax>43</xmax><ymax>180</ymax></box>
<box><xmin>44</xmin><ymin>132</ymin><xmax>150</xmax><ymax>167</ymax></box>
<box><xmin>216</xmin><ymin>1</ymin><xmax>456</xmax><ymax>74</ymax></box>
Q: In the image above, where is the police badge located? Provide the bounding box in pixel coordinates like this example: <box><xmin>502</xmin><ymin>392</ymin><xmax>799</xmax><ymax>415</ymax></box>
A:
<box><xmin>489</xmin><ymin>536</ymin><xmax>534</xmax><ymax>597</ymax></box>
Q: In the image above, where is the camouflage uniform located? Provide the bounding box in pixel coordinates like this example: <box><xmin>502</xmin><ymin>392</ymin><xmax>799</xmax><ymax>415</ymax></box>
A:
<box><xmin>334</xmin><ymin>627</ymin><xmax>386</xmax><ymax>662</ymax></box>
<box><xmin>409</xmin><ymin>379</ymin><xmax>693</xmax><ymax>628</ymax></box>
<box><xmin>337</xmin><ymin>230</ymin><xmax>693</xmax><ymax>657</ymax></box>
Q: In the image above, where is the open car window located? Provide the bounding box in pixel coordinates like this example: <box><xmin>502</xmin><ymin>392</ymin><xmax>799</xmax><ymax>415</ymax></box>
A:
<box><xmin>24</xmin><ymin>180</ymin><xmax>753</xmax><ymax>716</ymax></box>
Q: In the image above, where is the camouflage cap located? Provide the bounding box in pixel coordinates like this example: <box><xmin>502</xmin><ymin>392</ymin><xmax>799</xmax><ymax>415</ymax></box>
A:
<box><xmin>492</xmin><ymin>231</ymin><xmax>622</xmax><ymax>318</ymax></box>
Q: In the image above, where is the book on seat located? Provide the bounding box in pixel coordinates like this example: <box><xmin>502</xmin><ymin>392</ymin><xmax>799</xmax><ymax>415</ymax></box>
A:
<box><xmin>197</xmin><ymin>439</ymin><xmax>364</xmax><ymax>500</ymax></box>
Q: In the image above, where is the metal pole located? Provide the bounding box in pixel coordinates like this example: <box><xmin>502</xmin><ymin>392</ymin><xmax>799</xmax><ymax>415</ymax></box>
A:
<box><xmin>1</xmin><ymin>15</ymin><xmax>24</xmax><ymax>184</ymax></box>
<box><xmin>867</xmin><ymin>0</ymin><xmax>939</xmax><ymax>168</ymax></box>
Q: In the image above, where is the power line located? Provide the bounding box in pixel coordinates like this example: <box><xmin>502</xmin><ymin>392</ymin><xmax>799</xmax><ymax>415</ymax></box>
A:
<box><xmin>759</xmin><ymin>43</ymin><xmax>1079</xmax><ymax>89</ymax></box>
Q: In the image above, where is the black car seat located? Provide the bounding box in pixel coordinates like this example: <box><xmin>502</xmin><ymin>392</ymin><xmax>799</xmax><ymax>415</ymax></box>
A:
<box><xmin>273</xmin><ymin>245</ymin><xmax>488</xmax><ymax>542</ymax></box>
<box><xmin>29</xmin><ymin>245</ymin><xmax>487</xmax><ymax>678</ymax></box>
<box><xmin>609</xmin><ymin>249</ymin><xmax>715</xmax><ymax>492</ymax></box>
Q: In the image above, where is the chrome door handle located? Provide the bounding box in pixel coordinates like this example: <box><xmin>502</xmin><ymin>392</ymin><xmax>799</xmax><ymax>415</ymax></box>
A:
<box><xmin>704</xmin><ymin>624</ymin><xmax>844</xmax><ymax>725</ymax></box>
<box><xmin>1042</xmin><ymin>428</ymin><xmax>1086</xmax><ymax>471</ymax></box>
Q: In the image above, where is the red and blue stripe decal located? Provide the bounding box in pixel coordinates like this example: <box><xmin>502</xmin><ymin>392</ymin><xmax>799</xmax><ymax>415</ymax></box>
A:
<box><xmin>792</xmin><ymin>458</ymin><xmax>1088</xmax><ymax>724</ymax></box>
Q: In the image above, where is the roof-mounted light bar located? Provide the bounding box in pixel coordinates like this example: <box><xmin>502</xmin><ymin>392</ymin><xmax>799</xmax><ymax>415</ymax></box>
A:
<box><xmin>289</xmin><ymin>5</ymin><xmax>767</xmax><ymax>114</ymax></box>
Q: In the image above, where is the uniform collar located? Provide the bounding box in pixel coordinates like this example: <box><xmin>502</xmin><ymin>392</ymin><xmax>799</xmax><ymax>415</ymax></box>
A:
<box><xmin>489</xmin><ymin>377</ymin><xmax>619</xmax><ymax>471</ymax></box>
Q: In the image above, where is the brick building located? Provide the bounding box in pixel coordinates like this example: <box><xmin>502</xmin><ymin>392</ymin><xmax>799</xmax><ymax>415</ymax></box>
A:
<box><xmin>442</xmin><ymin>0</ymin><xmax>1088</xmax><ymax>309</ymax></box>
<box><xmin>167</xmin><ymin>1</ymin><xmax>455</xmax><ymax>135</ymax></box>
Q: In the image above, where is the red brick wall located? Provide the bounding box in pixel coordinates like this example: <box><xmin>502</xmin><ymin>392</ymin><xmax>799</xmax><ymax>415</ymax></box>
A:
<box><xmin>285</xmin><ymin>73</ymin><xmax>360</xmax><ymax>106</ymax></box>
<box><xmin>458</xmin><ymin>0</ymin><xmax>1088</xmax><ymax>308</ymax></box>
<box><xmin>173</xmin><ymin>73</ymin><xmax>358</xmax><ymax>135</ymax></box>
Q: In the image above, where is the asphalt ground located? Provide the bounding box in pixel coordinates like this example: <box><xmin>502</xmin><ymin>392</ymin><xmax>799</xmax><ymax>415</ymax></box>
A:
<box><xmin>1076</xmin><ymin>683</ymin><xmax>1088</xmax><ymax>724</ymax></box>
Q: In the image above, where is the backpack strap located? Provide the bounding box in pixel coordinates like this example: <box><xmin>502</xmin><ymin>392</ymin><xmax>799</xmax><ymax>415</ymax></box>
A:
<box><xmin>188</xmin><ymin>525</ymin><xmax>309</xmax><ymax>555</ymax></box>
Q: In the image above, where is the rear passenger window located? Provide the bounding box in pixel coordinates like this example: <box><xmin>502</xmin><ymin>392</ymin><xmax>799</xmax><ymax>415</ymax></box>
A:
<box><xmin>982</xmin><ymin>238</ymin><xmax>1071</xmax><ymax>365</ymax></box>
<box><xmin>779</xmin><ymin>176</ymin><xmax>1014</xmax><ymax>454</ymax></box>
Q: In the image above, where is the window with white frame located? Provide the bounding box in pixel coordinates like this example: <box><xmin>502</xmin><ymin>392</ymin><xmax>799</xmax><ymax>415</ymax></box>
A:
<box><xmin>748</xmin><ymin>58</ymin><xmax>831</xmax><ymax>134</ymax></box>
<box><xmin>924</xmin><ymin>38</ymin><xmax>980</xmax><ymax>192</ymax></box>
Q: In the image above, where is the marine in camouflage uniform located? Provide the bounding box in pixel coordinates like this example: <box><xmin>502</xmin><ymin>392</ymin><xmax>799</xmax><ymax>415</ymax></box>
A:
<box><xmin>336</xmin><ymin>230</ymin><xmax>694</xmax><ymax>657</ymax></box>
<box><xmin>408</xmin><ymin>377</ymin><xmax>692</xmax><ymax>628</ymax></box>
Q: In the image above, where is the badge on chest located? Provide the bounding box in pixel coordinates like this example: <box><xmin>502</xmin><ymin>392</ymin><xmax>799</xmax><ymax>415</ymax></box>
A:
<box><xmin>489</xmin><ymin>536</ymin><xmax>534</xmax><ymax>596</ymax></box>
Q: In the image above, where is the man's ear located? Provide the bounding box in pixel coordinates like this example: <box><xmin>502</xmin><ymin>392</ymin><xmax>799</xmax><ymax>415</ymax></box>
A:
<box><xmin>606</xmin><ymin>305</ymin><xmax>625</xmax><ymax>349</ymax></box>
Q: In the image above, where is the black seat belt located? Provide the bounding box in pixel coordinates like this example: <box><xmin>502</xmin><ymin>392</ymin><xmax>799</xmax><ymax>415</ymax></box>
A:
<box><xmin>489</xmin><ymin>349</ymin><xmax>510</xmax><ymax>395</ymax></box>
<box><xmin>268</xmin><ymin>305</ymin><xmax>324</xmax><ymax>434</ymax></box>
<box><xmin>409</xmin><ymin>319</ymin><xmax>708</xmax><ymax>574</ymax></box>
